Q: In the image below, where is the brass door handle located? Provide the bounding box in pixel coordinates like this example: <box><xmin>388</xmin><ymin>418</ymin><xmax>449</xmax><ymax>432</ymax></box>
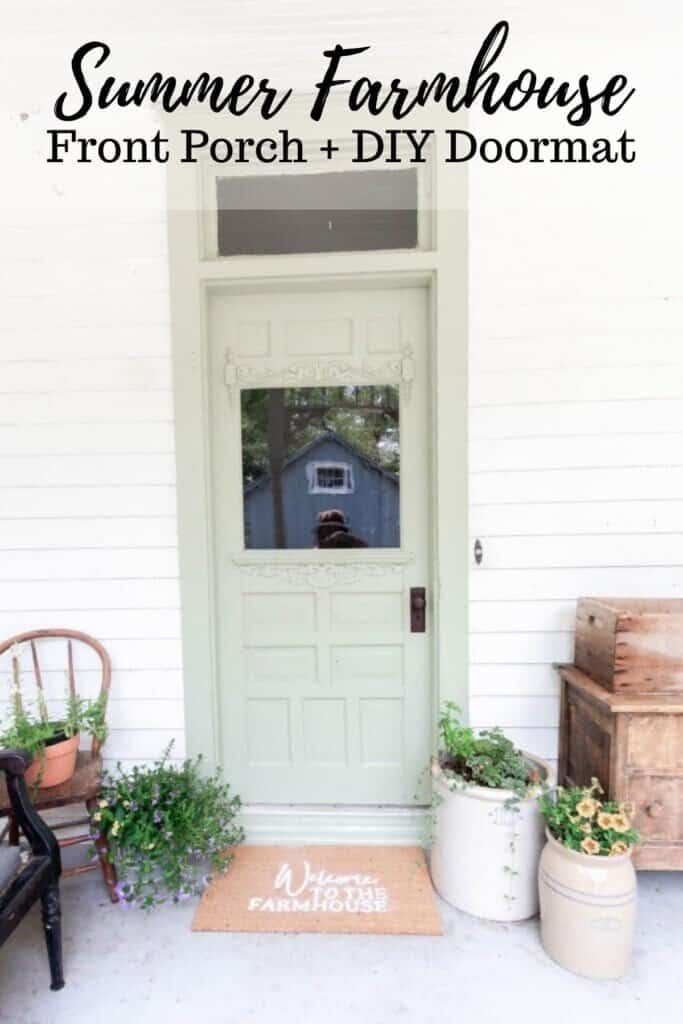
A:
<box><xmin>646</xmin><ymin>801</ymin><xmax>664</xmax><ymax>818</ymax></box>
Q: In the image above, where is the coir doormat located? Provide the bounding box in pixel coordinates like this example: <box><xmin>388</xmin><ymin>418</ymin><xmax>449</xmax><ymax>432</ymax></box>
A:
<box><xmin>192</xmin><ymin>845</ymin><xmax>442</xmax><ymax>935</ymax></box>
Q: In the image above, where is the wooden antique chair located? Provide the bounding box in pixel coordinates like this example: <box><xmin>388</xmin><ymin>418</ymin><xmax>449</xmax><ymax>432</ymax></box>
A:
<box><xmin>0</xmin><ymin>630</ymin><xmax>118</xmax><ymax>902</ymax></box>
<box><xmin>0</xmin><ymin>749</ymin><xmax>64</xmax><ymax>990</ymax></box>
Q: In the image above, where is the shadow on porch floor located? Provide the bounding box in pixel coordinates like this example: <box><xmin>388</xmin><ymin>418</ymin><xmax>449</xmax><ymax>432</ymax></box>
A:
<box><xmin>0</xmin><ymin>870</ymin><xmax>681</xmax><ymax>1024</ymax></box>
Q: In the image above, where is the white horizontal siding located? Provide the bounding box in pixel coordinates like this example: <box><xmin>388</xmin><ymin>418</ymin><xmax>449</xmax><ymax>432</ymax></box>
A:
<box><xmin>0</xmin><ymin>549</ymin><xmax>178</xmax><ymax>580</ymax></box>
<box><xmin>0</xmin><ymin>699</ymin><xmax>185</xmax><ymax>731</ymax></box>
<box><xmin>472</xmin><ymin>468</ymin><xmax>683</xmax><ymax>504</ymax></box>
<box><xmin>472</xmin><ymin>366</ymin><xmax>683</xmax><ymax>406</ymax></box>
<box><xmin>0</xmin><ymin>610</ymin><xmax>182</xmax><ymax>640</ymax></box>
<box><xmin>0</xmin><ymin>579</ymin><xmax>179</xmax><ymax>610</ymax></box>
<box><xmin>0</xmin><ymin>668</ymin><xmax>183</xmax><ymax>701</ymax></box>
<box><xmin>0</xmin><ymin>326</ymin><xmax>172</xmax><ymax>361</ymax></box>
<box><xmin>470</xmin><ymin>333</ymin><xmax>683</xmax><ymax>372</ymax></box>
<box><xmin>0</xmin><ymin>359</ymin><xmax>172</xmax><ymax>393</ymax></box>
<box><xmin>0</xmin><ymin>518</ymin><xmax>178</xmax><ymax>549</ymax></box>
<box><xmin>468</xmin><ymin>16</ymin><xmax>683</xmax><ymax>760</ymax></box>
<box><xmin>471</xmin><ymin>567</ymin><xmax>682</xmax><ymax>601</ymax></box>
<box><xmin>470</xmin><ymin>665</ymin><xmax>560</xmax><ymax>698</ymax></box>
<box><xmin>0</xmin><ymin>97</ymin><xmax>183</xmax><ymax>769</ymax></box>
<box><xmin>471</xmin><ymin>400</ymin><xmax>683</xmax><ymax>438</ymax></box>
<box><xmin>0</xmin><ymin>454</ymin><xmax>175</xmax><ymax>487</ymax></box>
<box><xmin>470</xmin><ymin>633</ymin><xmax>574</xmax><ymax>666</ymax></box>
<box><xmin>471</xmin><ymin>535</ymin><xmax>683</xmax><ymax>569</ymax></box>
<box><xmin>0</xmin><ymin>487</ymin><xmax>177</xmax><ymax>518</ymax></box>
<box><xmin>0</xmin><ymin>638</ymin><xmax>183</xmax><ymax>671</ymax></box>
<box><xmin>0</xmin><ymin>423</ymin><xmax>175</xmax><ymax>455</ymax></box>
<box><xmin>0</xmin><ymin>393</ymin><xmax>174</xmax><ymax>424</ymax></box>
<box><xmin>472</xmin><ymin>501</ymin><xmax>683</xmax><ymax>536</ymax></box>
<box><xmin>471</xmin><ymin>434</ymin><xmax>683</xmax><ymax>471</ymax></box>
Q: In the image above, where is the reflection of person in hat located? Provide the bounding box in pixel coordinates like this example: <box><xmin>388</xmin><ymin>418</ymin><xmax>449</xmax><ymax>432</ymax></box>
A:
<box><xmin>314</xmin><ymin>509</ymin><xmax>349</xmax><ymax>547</ymax></box>
<box><xmin>325</xmin><ymin>530</ymin><xmax>368</xmax><ymax>548</ymax></box>
<box><xmin>315</xmin><ymin>509</ymin><xmax>368</xmax><ymax>548</ymax></box>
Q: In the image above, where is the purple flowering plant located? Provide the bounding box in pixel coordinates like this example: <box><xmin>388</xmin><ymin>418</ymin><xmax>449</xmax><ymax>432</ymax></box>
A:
<box><xmin>89</xmin><ymin>742</ymin><xmax>244</xmax><ymax>909</ymax></box>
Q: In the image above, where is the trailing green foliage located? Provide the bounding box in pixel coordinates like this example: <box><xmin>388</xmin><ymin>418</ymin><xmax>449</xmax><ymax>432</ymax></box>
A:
<box><xmin>90</xmin><ymin>744</ymin><xmax>244</xmax><ymax>909</ymax></box>
<box><xmin>539</xmin><ymin>779</ymin><xmax>639</xmax><ymax>856</ymax></box>
<box><xmin>438</xmin><ymin>701</ymin><xmax>540</xmax><ymax>798</ymax></box>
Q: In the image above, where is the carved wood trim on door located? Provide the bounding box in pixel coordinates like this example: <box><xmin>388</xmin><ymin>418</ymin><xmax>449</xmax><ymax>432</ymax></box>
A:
<box><xmin>223</xmin><ymin>346</ymin><xmax>415</xmax><ymax>403</ymax></box>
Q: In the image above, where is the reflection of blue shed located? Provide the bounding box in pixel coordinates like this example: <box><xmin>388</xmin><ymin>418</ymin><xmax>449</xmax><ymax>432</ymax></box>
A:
<box><xmin>244</xmin><ymin>431</ymin><xmax>400</xmax><ymax>549</ymax></box>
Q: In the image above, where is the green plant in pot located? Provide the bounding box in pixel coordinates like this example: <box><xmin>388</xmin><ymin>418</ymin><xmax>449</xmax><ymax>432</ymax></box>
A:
<box><xmin>430</xmin><ymin>702</ymin><xmax>550</xmax><ymax>922</ymax></box>
<box><xmin>0</xmin><ymin>652</ymin><xmax>108</xmax><ymax>789</ymax></box>
<box><xmin>437</xmin><ymin>702</ymin><xmax>543</xmax><ymax>798</ymax></box>
<box><xmin>89</xmin><ymin>742</ymin><xmax>244</xmax><ymax>909</ymax></box>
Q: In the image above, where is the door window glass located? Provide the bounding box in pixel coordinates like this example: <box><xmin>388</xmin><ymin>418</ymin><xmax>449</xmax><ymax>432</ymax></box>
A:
<box><xmin>241</xmin><ymin>385</ymin><xmax>400</xmax><ymax>549</ymax></box>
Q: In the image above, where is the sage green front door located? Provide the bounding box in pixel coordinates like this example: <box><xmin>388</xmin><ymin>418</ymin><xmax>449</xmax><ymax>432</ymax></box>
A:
<box><xmin>209</xmin><ymin>282</ymin><xmax>432</xmax><ymax>804</ymax></box>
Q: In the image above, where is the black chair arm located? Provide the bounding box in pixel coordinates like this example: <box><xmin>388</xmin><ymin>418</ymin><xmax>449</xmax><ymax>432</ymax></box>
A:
<box><xmin>0</xmin><ymin>749</ymin><xmax>61</xmax><ymax>873</ymax></box>
<box><xmin>0</xmin><ymin>748</ymin><xmax>32</xmax><ymax>776</ymax></box>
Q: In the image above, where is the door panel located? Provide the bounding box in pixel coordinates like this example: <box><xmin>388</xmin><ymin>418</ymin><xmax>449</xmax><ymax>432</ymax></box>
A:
<box><xmin>210</xmin><ymin>284</ymin><xmax>432</xmax><ymax>804</ymax></box>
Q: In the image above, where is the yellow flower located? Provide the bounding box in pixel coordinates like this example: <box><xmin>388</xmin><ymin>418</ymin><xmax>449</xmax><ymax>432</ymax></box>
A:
<box><xmin>580</xmin><ymin>822</ymin><xmax>592</xmax><ymax>834</ymax></box>
<box><xmin>610</xmin><ymin>841</ymin><xmax>628</xmax><ymax>856</ymax></box>
<box><xmin>147</xmin><ymin>843</ymin><xmax>155</xmax><ymax>850</ymax></box>
<box><xmin>597</xmin><ymin>812</ymin><xmax>614</xmax><ymax>829</ymax></box>
<box><xmin>110</xmin><ymin>820</ymin><xmax>121</xmax><ymax>837</ymax></box>
<box><xmin>93</xmin><ymin>812</ymin><xmax>102</xmax><ymax>822</ymax></box>
<box><xmin>610</xmin><ymin>812</ymin><xmax>631</xmax><ymax>833</ymax></box>
<box><xmin>590</xmin><ymin>777</ymin><xmax>604</xmax><ymax>794</ymax></box>
<box><xmin>98</xmin><ymin>799</ymin><xmax>109</xmax><ymax>809</ymax></box>
<box><xmin>581</xmin><ymin>837</ymin><xmax>601</xmax><ymax>855</ymax></box>
<box><xmin>576</xmin><ymin>797</ymin><xmax>600</xmax><ymax>819</ymax></box>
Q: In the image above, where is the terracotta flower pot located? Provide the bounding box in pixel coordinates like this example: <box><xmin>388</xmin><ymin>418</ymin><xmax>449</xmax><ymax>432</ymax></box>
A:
<box><xmin>538</xmin><ymin>829</ymin><xmax>637</xmax><ymax>979</ymax></box>
<box><xmin>25</xmin><ymin>733</ymin><xmax>80</xmax><ymax>789</ymax></box>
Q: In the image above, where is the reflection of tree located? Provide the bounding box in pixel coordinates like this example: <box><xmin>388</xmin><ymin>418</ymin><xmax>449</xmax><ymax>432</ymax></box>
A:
<box><xmin>241</xmin><ymin>386</ymin><xmax>400</xmax><ymax>550</ymax></box>
<box><xmin>241</xmin><ymin>386</ymin><xmax>400</xmax><ymax>486</ymax></box>
<box><xmin>266</xmin><ymin>388</ymin><xmax>287</xmax><ymax>548</ymax></box>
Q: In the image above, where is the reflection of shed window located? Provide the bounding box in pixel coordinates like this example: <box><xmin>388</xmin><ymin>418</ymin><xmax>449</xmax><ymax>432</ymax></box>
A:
<box><xmin>307</xmin><ymin>461</ymin><xmax>354</xmax><ymax>494</ymax></box>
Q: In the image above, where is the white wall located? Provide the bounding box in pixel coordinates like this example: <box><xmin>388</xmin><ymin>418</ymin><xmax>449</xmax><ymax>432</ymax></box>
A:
<box><xmin>466</xmin><ymin>10</ymin><xmax>683</xmax><ymax>763</ymax></box>
<box><xmin>2</xmin><ymin>1</ymin><xmax>682</xmax><ymax>775</ymax></box>
<box><xmin>0</xmin><ymin>161</ymin><xmax>184</xmax><ymax>770</ymax></box>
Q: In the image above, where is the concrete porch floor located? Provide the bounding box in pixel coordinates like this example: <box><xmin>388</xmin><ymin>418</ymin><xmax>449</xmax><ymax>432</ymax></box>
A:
<box><xmin>0</xmin><ymin>869</ymin><xmax>681</xmax><ymax>1024</ymax></box>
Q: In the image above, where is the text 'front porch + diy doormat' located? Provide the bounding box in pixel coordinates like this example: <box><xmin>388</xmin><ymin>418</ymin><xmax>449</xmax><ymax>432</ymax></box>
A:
<box><xmin>192</xmin><ymin>846</ymin><xmax>443</xmax><ymax>935</ymax></box>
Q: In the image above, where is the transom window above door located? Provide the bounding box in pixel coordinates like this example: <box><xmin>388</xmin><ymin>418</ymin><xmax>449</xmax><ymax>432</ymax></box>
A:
<box><xmin>200</xmin><ymin>138</ymin><xmax>435</xmax><ymax>259</ymax></box>
<box><xmin>216</xmin><ymin>169</ymin><xmax>418</xmax><ymax>257</ymax></box>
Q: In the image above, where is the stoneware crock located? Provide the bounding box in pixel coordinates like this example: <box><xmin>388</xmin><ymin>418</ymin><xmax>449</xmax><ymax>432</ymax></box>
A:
<box><xmin>538</xmin><ymin>828</ymin><xmax>637</xmax><ymax>979</ymax></box>
<box><xmin>430</xmin><ymin>753</ymin><xmax>550</xmax><ymax>921</ymax></box>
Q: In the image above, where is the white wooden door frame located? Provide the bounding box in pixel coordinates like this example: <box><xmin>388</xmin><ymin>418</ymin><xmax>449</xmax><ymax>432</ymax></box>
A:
<box><xmin>167</xmin><ymin>101</ymin><xmax>468</xmax><ymax>843</ymax></box>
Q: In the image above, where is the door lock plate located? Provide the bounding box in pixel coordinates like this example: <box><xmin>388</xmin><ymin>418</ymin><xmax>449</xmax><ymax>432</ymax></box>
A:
<box><xmin>410</xmin><ymin>587</ymin><xmax>427</xmax><ymax>633</ymax></box>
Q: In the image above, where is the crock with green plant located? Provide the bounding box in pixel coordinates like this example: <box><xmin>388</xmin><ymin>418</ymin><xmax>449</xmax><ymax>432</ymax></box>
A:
<box><xmin>0</xmin><ymin>653</ymin><xmax>108</xmax><ymax>788</ymax></box>
<box><xmin>537</xmin><ymin>778</ymin><xmax>639</xmax><ymax>980</ymax></box>
<box><xmin>89</xmin><ymin>743</ymin><xmax>244</xmax><ymax>909</ymax></box>
<box><xmin>430</xmin><ymin>701</ymin><xmax>550</xmax><ymax>922</ymax></box>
